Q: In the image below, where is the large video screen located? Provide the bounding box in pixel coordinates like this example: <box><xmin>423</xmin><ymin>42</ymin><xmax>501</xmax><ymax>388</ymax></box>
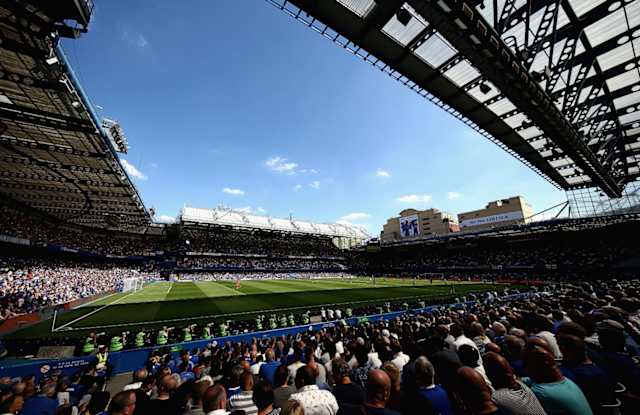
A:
<box><xmin>399</xmin><ymin>214</ymin><xmax>420</xmax><ymax>238</ymax></box>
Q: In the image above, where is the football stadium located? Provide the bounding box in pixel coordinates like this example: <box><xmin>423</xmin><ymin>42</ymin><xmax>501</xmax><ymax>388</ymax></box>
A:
<box><xmin>1</xmin><ymin>1</ymin><xmax>640</xmax><ymax>414</ymax></box>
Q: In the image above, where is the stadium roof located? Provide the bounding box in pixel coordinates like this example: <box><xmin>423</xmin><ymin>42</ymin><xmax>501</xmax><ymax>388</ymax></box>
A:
<box><xmin>181</xmin><ymin>206</ymin><xmax>371</xmax><ymax>240</ymax></box>
<box><xmin>269</xmin><ymin>0</ymin><xmax>640</xmax><ymax>198</ymax></box>
<box><xmin>0</xmin><ymin>1</ymin><xmax>151</xmax><ymax>231</ymax></box>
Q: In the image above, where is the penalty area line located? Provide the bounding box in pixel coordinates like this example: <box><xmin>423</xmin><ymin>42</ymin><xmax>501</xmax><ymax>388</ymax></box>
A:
<box><xmin>52</xmin><ymin>291</ymin><xmax>138</xmax><ymax>332</ymax></box>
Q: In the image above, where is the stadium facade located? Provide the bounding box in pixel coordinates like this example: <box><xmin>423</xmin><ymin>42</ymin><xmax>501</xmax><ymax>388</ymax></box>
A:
<box><xmin>381</xmin><ymin>207</ymin><xmax>459</xmax><ymax>242</ymax></box>
<box><xmin>458</xmin><ymin>195</ymin><xmax>534</xmax><ymax>231</ymax></box>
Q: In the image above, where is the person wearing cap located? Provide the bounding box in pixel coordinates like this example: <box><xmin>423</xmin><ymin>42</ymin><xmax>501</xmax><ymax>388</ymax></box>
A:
<box><xmin>94</xmin><ymin>345</ymin><xmax>112</xmax><ymax>379</ymax></box>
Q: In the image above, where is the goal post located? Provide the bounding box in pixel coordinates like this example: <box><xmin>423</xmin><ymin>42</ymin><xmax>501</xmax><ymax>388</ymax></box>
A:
<box><xmin>122</xmin><ymin>277</ymin><xmax>144</xmax><ymax>293</ymax></box>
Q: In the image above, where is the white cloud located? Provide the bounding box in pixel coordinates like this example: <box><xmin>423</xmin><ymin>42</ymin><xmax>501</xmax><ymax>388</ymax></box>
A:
<box><xmin>338</xmin><ymin>212</ymin><xmax>371</xmax><ymax>222</ymax></box>
<box><xmin>265</xmin><ymin>156</ymin><xmax>298</xmax><ymax>174</ymax></box>
<box><xmin>136</xmin><ymin>34</ymin><xmax>148</xmax><ymax>48</ymax></box>
<box><xmin>223</xmin><ymin>187</ymin><xmax>245</xmax><ymax>196</ymax></box>
<box><xmin>447</xmin><ymin>191</ymin><xmax>462</xmax><ymax>200</ymax></box>
<box><xmin>122</xmin><ymin>30</ymin><xmax>149</xmax><ymax>48</ymax></box>
<box><xmin>150</xmin><ymin>162</ymin><xmax>159</xmax><ymax>169</ymax></box>
<box><xmin>121</xmin><ymin>159</ymin><xmax>147</xmax><ymax>181</ymax></box>
<box><xmin>376</xmin><ymin>169</ymin><xmax>391</xmax><ymax>178</ymax></box>
<box><xmin>310</xmin><ymin>169</ymin><xmax>318</xmax><ymax>174</ymax></box>
<box><xmin>236</xmin><ymin>207</ymin><xmax>252</xmax><ymax>213</ymax></box>
<box><xmin>309</xmin><ymin>180</ymin><xmax>321</xmax><ymax>189</ymax></box>
<box><xmin>256</xmin><ymin>207</ymin><xmax>267</xmax><ymax>214</ymax></box>
<box><xmin>156</xmin><ymin>215</ymin><xmax>175</xmax><ymax>223</ymax></box>
<box><xmin>396</xmin><ymin>194</ymin><xmax>432</xmax><ymax>204</ymax></box>
<box><xmin>293</xmin><ymin>184</ymin><xmax>303</xmax><ymax>192</ymax></box>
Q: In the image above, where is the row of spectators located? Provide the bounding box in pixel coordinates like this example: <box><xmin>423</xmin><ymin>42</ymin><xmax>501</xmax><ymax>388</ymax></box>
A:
<box><xmin>0</xmin><ymin>205</ymin><xmax>167</xmax><ymax>256</ymax></box>
<box><xmin>2</xmin><ymin>279</ymin><xmax>639</xmax><ymax>414</ymax></box>
<box><xmin>360</xmin><ymin>242</ymin><xmax>633</xmax><ymax>271</ymax></box>
<box><xmin>173</xmin><ymin>273</ymin><xmax>354</xmax><ymax>282</ymax></box>
<box><xmin>177</xmin><ymin>258</ymin><xmax>347</xmax><ymax>271</ymax></box>
<box><xmin>182</xmin><ymin>229</ymin><xmax>342</xmax><ymax>258</ymax></box>
<box><xmin>0</xmin><ymin>257</ymin><xmax>154</xmax><ymax>317</ymax></box>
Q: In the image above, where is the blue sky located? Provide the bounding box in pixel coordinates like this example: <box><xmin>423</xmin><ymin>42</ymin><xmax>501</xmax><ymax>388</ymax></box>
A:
<box><xmin>63</xmin><ymin>0</ymin><xmax>565</xmax><ymax>234</ymax></box>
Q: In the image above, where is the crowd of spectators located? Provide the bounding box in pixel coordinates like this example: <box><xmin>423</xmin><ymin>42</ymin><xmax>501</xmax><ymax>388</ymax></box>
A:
<box><xmin>2</xmin><ymin>279</ymin><xmax>639</xmax><ymax>414</ymax></box>
<box><xmin>0</xmin><ymin>205</ymin><xmax>166</xmax><ymax>256</ymax></box>
<box><xmin>177</xmin><ymin>257</ymin><xmax>347</xmax><ymax>271</ymax></box>
<box><xmin>182</xmin><ymin>229</ymin><xmax>342</xmax><ymax>258</ymax></box>
<box><xmin>360</xmin><ymin>242</ymin><xmax>634</xmax><ymax>271</ymax></box>
<box><xmin>174</xmin><ymin>273</ymin><xmax>354</xmax><ymax>282</ymax></box>
<box><xmin>0</xmin><ymin>257</ymin><xmax>155</xmax><ymax>317</ymax></box>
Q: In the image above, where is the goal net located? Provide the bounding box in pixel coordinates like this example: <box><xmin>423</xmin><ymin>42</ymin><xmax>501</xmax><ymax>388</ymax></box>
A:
<box><xmin>122</xmin><ymin>277</ymin><xmax>144</xmax><ymax>293</ymax></box>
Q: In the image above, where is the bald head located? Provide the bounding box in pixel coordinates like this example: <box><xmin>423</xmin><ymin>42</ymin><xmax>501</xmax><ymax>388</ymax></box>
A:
<box><xmin>523</xmin><ymin>338</ymin><xmax>562</xmax><ymax>383</ymax></box>
<box><xmin>133</xmin><ymin>368</ymin><xmax>147</xmax><ymax>383</ymax></box>
<box><xmin>203</xmin><ymin>385</ymin><xmax>227</xmax><ymax>413</ymax></box>
<box><xmin>483</xmin><ymin>352</ymin><xmax>515</xmax><ymax>389</ymax></box>
<box><xmin>456</xmin><ymin>367</ymin><xmax>496</xmax><ymax>414</ymax></box>
<box><xmin>366</xmin><ymin>369</ymin><xmax>391</xmax><ymax>408</ymax></box>
<box><xmin>159</xmin><ymin>374</ymin><xmax>178</xmax><ymax>395</ymax></box>
<box><xmin>484</xmin><ymin>342</ymin><xmax>501</xmax><ymax>355</ymax></box>
<box><xmin>241</xmin><ymin>370</ymin><xmax>254</xmax><ymax>391</ymax></box>
<box><xmin>414</xmin><ymin>356</ymin><xmax>435</xmax><ymax>387</ymax></box>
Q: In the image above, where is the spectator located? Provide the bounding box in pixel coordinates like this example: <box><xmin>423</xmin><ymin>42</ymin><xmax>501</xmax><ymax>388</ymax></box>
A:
<box><xmin>203</xmin><ymin>385</ymin><xmax>229</xmax><ymax>415</ymax></box>
<box><xmin>0</xmin><ymin>395</ymin><xmax>24</xmax><ymax>415</ymax></box>
<box><xmin>331</xmin><ymin>358</ymin><xmax>364</xmax><ymax>408</ymax></box>
<box><xmin>483</xmin><ymin>352</ymin><xmax>546</xmax><ymax>415</ymax></box>
<box><xmin>260</xmin><ymin>349</ymin><xmax>281</xmax><ymax>387</ymax></box>
<box><xmin>557</xmin><ymin>334</ymin><xmax>616</xmax><ymax>411</ymax></box>
<box><xmin>273</xmin><ymin>365</ymin><xmax>296</xmax><ymax>409</ymax></box>
<box><xmin>21</xmin><ymin>382</ymin><xmax>57</xmax><ymax>415</ymax></box>
<box><xmin>414</xmin><ymin>356</ymin><xmax>453</xmax><ymax>415</ymax></box>
<box><xmin>289</xmin><ymin>366</ymin><xmax>338</xmax><ymax>415</ymax></box>
<box><xmin>228</xmin><ymin>371</ymin><xmax>258</xmax><ymax>415</ymax></box>
<box><xmin>107</xmin><ymin>391</ymin><xmax>136</xmax><ymax>415</ymax></box>
<box><xmin>338</xmin><ymin>369</ymin><xmax>399</xmax><ymax>415</ymax></box>
<box><xmin>148</xmin><ymin>374</ymin><xmax>180</xmax><ymax>414</ymax></box>
<box><xmin>123</xmin><ymin>368</ymin><xmax>147</xmax><ymax>391</ymax></box>
<box><xmin>379</xmin><ymin>363</ymin><xmax>401</xmax><ymax>412</ymax></box>
<box><xmin>281</xmin><ymin>401</ymin><xmax>304</xmax><ymax>415</ymax></box>
<box><xmin>252</xmin><ymin>380</ymin><xmax>280</xmax><ymax>415</ymax></box>
<box><xmin>455</xmin><ymin>367</ymin><xmax>501</xmax><ymax>415</ymax></box>
<box><xmin>522</xmin><ymin>338</ymin><xmax>593</xmax><ymax>415</ymax></box>
<box><xmin>185</xmin><ymin>380</ymin><xmax>212</xmax><ymax>415</ymax></box>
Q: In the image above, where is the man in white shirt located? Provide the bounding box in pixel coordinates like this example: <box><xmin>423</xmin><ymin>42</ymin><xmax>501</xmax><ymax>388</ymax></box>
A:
<box><xmin>390</xmin><ymin>342</ymin><xmax>410</xmax><ymax>372</ymax></box>
<box><xmin>289</xmin><ymin>366</ymin><xmax>338</xmax><ymax>415</ymax></box>
<box><xmin>203</xmin><ymin>384</ymin><xmax>230</xmax><ymax>415</ymax></box>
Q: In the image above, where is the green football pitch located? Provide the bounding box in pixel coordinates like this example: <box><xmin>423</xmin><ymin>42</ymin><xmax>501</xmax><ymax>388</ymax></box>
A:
<box><xmin>7</xmin><ymin>277</ymin><xmax>510</xmax><ymax>339</ymax></box>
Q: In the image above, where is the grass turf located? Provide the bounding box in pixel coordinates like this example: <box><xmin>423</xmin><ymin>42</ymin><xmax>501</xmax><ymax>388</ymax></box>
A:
<box><xmin>7</xmin><ymin>278</ymin><xmax>510</xmax><ymax>339</ymax></box>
